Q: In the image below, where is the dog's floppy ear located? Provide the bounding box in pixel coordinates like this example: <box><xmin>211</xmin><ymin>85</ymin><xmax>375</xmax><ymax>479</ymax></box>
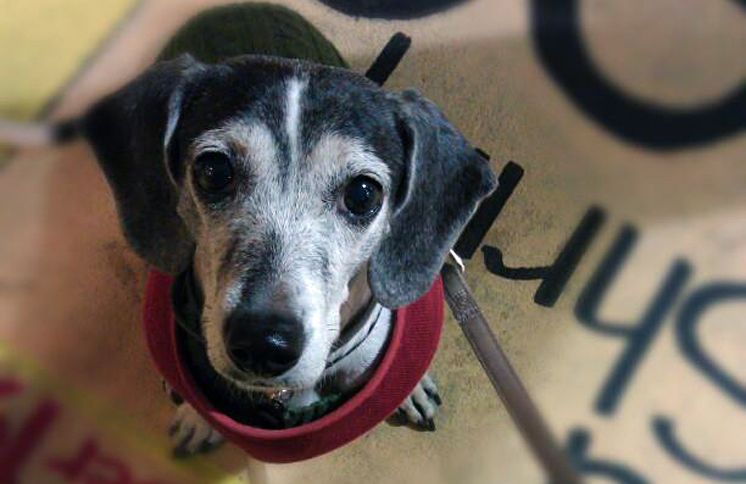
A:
<box><xmin>369</xmin><ymin>89</ymin><xmax>498</xmax><ymax>308</ymax></box>
<box><xmin>82</xmin><ymin>54</ymin><xmax>203</xmax><ymax>274</ymax></box>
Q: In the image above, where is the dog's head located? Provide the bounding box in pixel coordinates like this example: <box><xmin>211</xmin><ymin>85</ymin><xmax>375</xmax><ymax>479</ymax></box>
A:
<box><xmin>83</xmin><ymin>55</ymin><xmax>496</xmax><ymax>391</ymax></box>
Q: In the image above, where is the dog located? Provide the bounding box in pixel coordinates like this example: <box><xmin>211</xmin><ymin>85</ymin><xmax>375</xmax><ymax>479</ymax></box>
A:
<box><xmin>66</xmin><ymin>50</ymin><xmax>497</xmax><ymax>454</ymax></box>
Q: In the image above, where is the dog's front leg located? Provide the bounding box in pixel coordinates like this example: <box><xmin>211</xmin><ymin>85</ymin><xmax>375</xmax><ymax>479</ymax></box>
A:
<box><xmin>169</xmin><ymin>402</ymin><xmax>225</xmax><ymax>457</ymax></box>
<box><xmin>163</xmin><ymin>381</ymin><xmax>224</xmax><ymax>456</ymax></box>
<box><xmin>389</xmin><ymin>373</ymin><xmax>441</xmax><ymax>431</ymax></box>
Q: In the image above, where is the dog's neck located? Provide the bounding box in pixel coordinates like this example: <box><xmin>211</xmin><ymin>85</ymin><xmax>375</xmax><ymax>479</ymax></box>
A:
<box><xmin>284</xmin><ymin>297</ymin><xmax>391</xmax><ymax>412</ymax></box>
<box><xmin>326</xmin><ymin>267</ymin><xmax>392</xmax><ymax>384</ymax></box>
<box><xmin>339</xmin><ymin>265</ymin><xmax>374</xmax><ymax>332</ymax></box>
<box><xmin>280</xmin><ymin>266</ymin><xmax>391</xmax><ymax>410</ymax></box>
<box><xmin>324</xmin><ymin>299</ymin><xmax>391</xmax><ymax>387</ymax></box>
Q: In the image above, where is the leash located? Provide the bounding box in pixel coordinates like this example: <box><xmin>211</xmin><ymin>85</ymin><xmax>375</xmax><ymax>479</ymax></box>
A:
<box><xmin>442</xmin><ymin>255</ymin><xmax>581</xmax><ymax>484</ymax></box>
<box><xmin>443</xmin><ymin>158</ymin><xmax>582</xmax><ymax>484</ymax></box>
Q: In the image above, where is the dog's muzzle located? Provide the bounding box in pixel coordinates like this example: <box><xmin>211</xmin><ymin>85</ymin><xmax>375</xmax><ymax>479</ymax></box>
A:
<box><xmin>145</xmin><ymin>267</ymin><xmax>444</xmax><ymax>461</ymax></box>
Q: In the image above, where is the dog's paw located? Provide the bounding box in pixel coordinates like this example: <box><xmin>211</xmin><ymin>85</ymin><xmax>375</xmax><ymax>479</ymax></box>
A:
<box><xmin>169</xmin><ymin>403</ymin><xmax>224</xmax><ymax>457</ymax></box>
<box><xmin>388</xmin><ymin>373</ymin><xmax>441</xmax><ymax>432</ymax></box>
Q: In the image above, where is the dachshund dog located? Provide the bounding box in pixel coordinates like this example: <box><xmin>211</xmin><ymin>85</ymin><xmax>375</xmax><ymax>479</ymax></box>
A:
<box><xmin>76</xmin><ymin>52</ymin><xmax>495</xmax><ymax>454</ymax></box>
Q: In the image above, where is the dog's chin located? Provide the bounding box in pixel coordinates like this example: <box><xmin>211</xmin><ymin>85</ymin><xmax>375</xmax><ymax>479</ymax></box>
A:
<box><xmin>222</xmin><ymin>369</ymin><xmax>323</xmax><ymax>394</ymax></box>
<box><xmin>212</xmin><ymin>357</ymin><xmax>327</xmax><ymax>394</ymax></box>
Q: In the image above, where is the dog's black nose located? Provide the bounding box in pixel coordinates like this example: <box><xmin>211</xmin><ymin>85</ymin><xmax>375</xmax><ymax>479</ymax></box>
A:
<box><xmin>224</xmin><ymin>308</ymin><xmax>305</xmax><ymax>377</ymax></box>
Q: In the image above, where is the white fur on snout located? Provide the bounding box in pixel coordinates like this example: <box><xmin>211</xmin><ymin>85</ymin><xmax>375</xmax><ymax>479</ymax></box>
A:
<box><xmin>275</xmin><ymin>265</ymin><xmax>329</xmax><ymax>388</ymax></box>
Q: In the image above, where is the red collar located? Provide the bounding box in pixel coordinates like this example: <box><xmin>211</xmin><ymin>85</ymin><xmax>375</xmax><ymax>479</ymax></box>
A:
<box><xmin>142</xmin><ymin>270</ymin><xmax>444</xmax><ymax>463</ymax></box>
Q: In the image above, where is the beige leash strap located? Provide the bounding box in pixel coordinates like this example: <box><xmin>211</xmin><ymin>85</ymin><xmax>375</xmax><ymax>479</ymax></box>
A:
<box><xmin>441</xmin><ymin>253</ymin><xmax>582</xmax><ymax>483</ymax></box>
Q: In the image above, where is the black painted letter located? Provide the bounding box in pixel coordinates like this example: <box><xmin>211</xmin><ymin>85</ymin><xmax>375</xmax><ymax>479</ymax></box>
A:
<box><xmin>483</xmin><ymin>206</ymin><xmax>605</xmax><ymax>307</ymax></box>
<box><xmin>574</xmin><ymin>226</ymin><xmax>691</xmax><ymax>415</ymax></box>
<box><xmin>562</xmin><ymin>428</ymin><xmax>648</xmax><ymax>484</ymax></box>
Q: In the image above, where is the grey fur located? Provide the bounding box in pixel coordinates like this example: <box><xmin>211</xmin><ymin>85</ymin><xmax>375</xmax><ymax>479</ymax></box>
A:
<box><xmin>82</xmin><ymin>55</ymin><xmax>496</xmax><ymax>393</ymax></box>
<box><xmin>83</xmin><ymin>54</ymin><xmax>203</xmax><ymax>274</ymax></box>
<box><xmin>369</xmin><ymin>89</ymin><xmax>497</xmax><ymax>308</ymax></box>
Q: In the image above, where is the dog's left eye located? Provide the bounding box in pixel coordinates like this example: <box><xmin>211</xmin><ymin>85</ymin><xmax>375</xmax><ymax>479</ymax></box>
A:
<box><xmin>193</xmin><ymin>152</ymin><xmax>234</xmax><ymax>193</ymax></box>
<box><xmin>342</xmin><ymin>176</ymin><xmax>383</xmax><ymax>217</ymax></box>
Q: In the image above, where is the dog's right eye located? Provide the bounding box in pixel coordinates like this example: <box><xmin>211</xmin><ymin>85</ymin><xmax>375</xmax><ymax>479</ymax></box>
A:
<box><xmin>342</xmin><ymin>175</ymin><xmax>383</xmax><ymax>218</ymax></box>
<box><xmin>193</xmin><ymin>152</ymin><xmax>235</xmax><ymax>194</ymax></box>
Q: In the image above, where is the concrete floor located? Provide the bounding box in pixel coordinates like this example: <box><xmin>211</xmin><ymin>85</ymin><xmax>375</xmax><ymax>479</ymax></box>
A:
<box><xmin>1</xmin><ymin>1</ymin><xmax>746</xmax><ymax>483</ymax></box>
